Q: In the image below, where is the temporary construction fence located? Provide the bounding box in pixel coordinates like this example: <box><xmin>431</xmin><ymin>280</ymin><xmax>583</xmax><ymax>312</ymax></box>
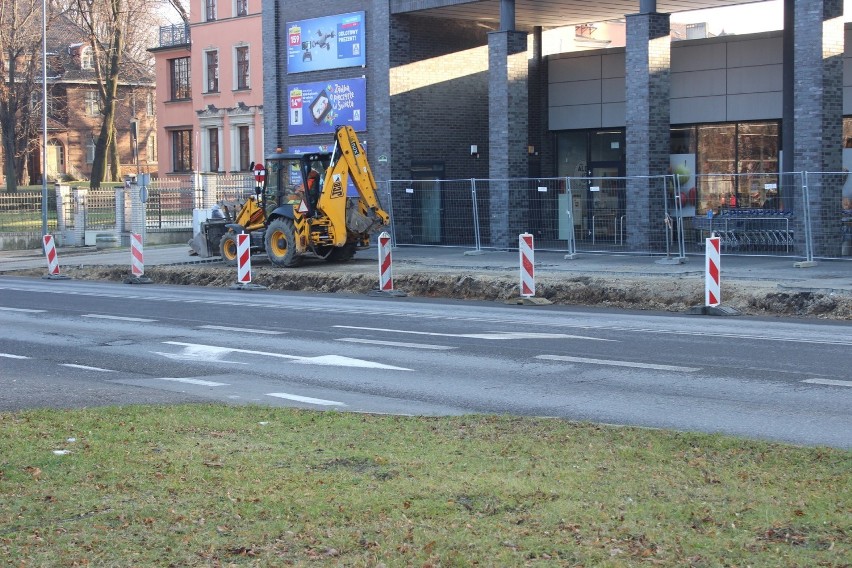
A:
<box><xmin>1</xmin><ymin>171</ymin><xmax>849</xmax><ymax>260</ymax></box>
<box><xmin>387</xmin><ymin>175</ymin><xmax>684</xmax><ymax>258</ymax></box>
<box><xmin>384</xmin><ymin>171</ymin><xmax>851</xmax><ymax>260</ymax></box>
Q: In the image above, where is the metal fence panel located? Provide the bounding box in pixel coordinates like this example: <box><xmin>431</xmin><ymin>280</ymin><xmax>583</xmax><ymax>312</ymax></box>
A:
<box><xmin>387</xmin><ymin>179</ymin><xmax>479</xmax><ymax>247</ymax></box>
<box><xmin>802</xmin><ymin>172</ymin><xmax>851</xmax><ymax>260</ymax></box>
<box><xmin>685</xmin><ymin>172</ymin><xmax>803</xmax><ymax>257</ymax></box>
<box><xmin>564</xmin><ymin>175</ymin><xmax>679</xmax><ymax>256</ymax></box>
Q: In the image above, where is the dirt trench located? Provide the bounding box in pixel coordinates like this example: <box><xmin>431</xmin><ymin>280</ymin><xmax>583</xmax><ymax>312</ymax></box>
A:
<box><xmin>15</xmin><ymin>262</ymin><xmax>852</xmax><ymax>320</ymax></box>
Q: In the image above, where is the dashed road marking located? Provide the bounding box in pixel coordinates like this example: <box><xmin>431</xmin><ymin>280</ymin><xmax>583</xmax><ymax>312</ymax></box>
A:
<box><xmin>536</xmin><ymin>354</ymin><xmax>700</xmax><ymax>372</ymax></box>
<box><xmin>267</xmin><ymin>392</ymin><xmax>346</xmax><ymax>406</ymax></box>
<box><xmin>154</xmin><ymin>377</ymin><xmax>229</xmax><ymax>387</ymax></box>
<box><xmin>336</xmin><ymin>338</ymin><xmax>456</xmax><ymax>350</ymax></box>
<box><xmin>61</xmin><ymin>364</ymin><xmax>114</xmax><ymax>372</ymax></box>
<box><xmin>334</xmin><ymin>326</ymin><xmax>611</xmax><ymax>342</ymax></box>
<box><xmin>0</xmin><ymin>353</ymin><xmax>30</xmax><ymax>359</ymax></box>
<box><xmin>82</xmin><ymin>314</ymin><xmax>156</xmax><ymax>322</ymax></box>
<box><xmin>802</xmin><ymin>379</ymin><xmax>852</xmax><ymax>388</ymax></box>
<box><xmin>198</xmin><ymin>325</ymin><xmax>286</xmax><ymax>335</ymax></box>
<box><xmin>0</xmin><ymin>307</ymin><xmax>45</xmax><ymax>313</ymax></box>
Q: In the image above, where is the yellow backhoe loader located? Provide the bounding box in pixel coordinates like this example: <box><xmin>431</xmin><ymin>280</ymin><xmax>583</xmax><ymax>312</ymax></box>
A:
<box><xmin>192</xmin><ymin>125</ymin><xmax>390</xmax><ymax>267</ymax></box>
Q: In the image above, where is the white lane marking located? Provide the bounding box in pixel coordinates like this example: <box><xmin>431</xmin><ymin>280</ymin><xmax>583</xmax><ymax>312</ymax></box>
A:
<box><xmin>267</xmin><ymin>392</ymin><xmax>346</xmax><ymax>406</ymax></box>
<box><xmin>336</xmin><ymin>338</ymin><xmax>456</xmax><ymax>350</ymax></box>
<box><xmin>152</xmin><ymin>343</ymin><xmax>249</xmax><ymax>365</ymax></box>
<box><xmin>5</xmin><ymin>283</ymin><xmax>847</xmax><ymax>346</ymax></box>
<box><xmin>0</xmin><ymin>307</ymin><xmax>46</xmax><ymax>313</ymax></box>
<box><xmin>333</xmin><ymin>326</ymin><xmax>612</xmax><ymax>342</ymax></box>
<box><xmin>802</xmin><ymin>379</ymin><xmax>852</xmax><ymax>388</ymax></box>
<box><xmin>198</xmin><ymin>325</ymin><xmax>286</xmax><ymax>335</ymax></box>
<box><xmin>0</xmin><ymin>353</ymin><xmax>30</xmax><ymax>359</ymax></box>
<box><xmin>536</xmin><ymin>354</ymin><xmax>700</xmax><ymax>373</ymax></box>
<box><xmin>158</xmin><ymin>342</ymin><xmax>412</xmax><ymax>371</ymax></box>
<box><xmin>154</xmin><ymin>377</ymin><xmax>229</xmax><ymax>387</ymax></box>
<box><xmin>61</xmin><ymin>364</ymin><xmax>114</xmax><ymax>372</ymax></box>
<box><xmin>82</xmin><ymin>314</ymin><xmax>156</xmax><ymax>323</ymax></box>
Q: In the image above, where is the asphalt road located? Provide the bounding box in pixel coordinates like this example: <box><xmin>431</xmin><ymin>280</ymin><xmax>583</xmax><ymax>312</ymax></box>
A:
<box><xmin>1</xmin><ymin>275</ymin><xmax>850</xmax><ymax>448</ymax></box>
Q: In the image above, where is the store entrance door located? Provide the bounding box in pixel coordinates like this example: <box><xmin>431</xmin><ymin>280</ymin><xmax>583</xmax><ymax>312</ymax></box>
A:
<box><xmin>410</xmin><ymin>161</ymin><xmax>445</xmax><ymax>244</ymax></box>
<box><xmin>582</xmin><ymin>162</ymin><xmax>623</xmax><ymax>243</ymax></box>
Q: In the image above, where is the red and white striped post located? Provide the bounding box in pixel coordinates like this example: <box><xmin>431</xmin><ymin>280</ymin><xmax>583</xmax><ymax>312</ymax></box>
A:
<box><xmin>378</xmin><ymin>231</ymin><xmax>393</xmax><ymax>291</ymax></box>
<box><xmin>705</xmin><ymin>235</ymin><xmax>721</xmax><ymax>307</ymax></box>
<box><xmin>237</xmin><ymin>233</ymin><xmax>252</xmax><ymax>284</ymax></box>
<box><xmin>42</xmin><ymin>234</ymin><xmax>60</xmax><ymax>276</ymax></box>
<box><xmin>519</xmin><ymin>233</ymin><xmax>535</xmax><ymax>298</ymax></box>
<box><xmin>130</xmin><ymin>233</ymin><xmax>144</xmax><ymax>277</ymax></box>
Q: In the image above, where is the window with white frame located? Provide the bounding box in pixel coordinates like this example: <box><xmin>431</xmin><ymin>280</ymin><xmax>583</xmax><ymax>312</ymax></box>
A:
<box><xmin>238</xmin><ymin>125</ymin><xmax>250</xmax><ymax>171</ymax></box>
<box><xmin>205</xmin><ymin>50</ymin><xmax>219</xmax><ymax>93</ymax></box>
<box><xmin>84</xmin><ymin>90</ymin><xmax>100</xmax><ymax>116</ymax></box>
<box><xmin>169</xmin><ymin>57</ymin><xmax>191</xmax><ymax>100</ymax></box>
<box><xmin>146</xmin><ymin>133</ymin><xmax>157</xmax><ymax>163</ymax></box>
<box><xmin>81</xmin><ymin>46</ymin><xmax>94</xmax><ymax>70</ymax></box>
<box><xmin>146</xmin><ymin>92</ymin><xmax>155</xmax><ymax>116</ymax></box>
<box><xmin>208</xmin><ymin>128</ymin><xmax>220</xmax><ymax>172</ymax></box>
<box><xmin>172</xmin><ymin>129</ymin><xmax>193</xmax><ymax>172</ymax></box>
<box><xmin>235</xmin><ymin>0</ymin><xmax>247</xmax><ymax>17</ymax></box>
<box><xmin>205</xmin><ymin>0</ymin><xmax>217</xmax><ymax>21</ymax></box>
<box><xmin>235</xmin><ymin>45</ymin><xmax>249</xmax><ymax>90</ymax></box>
<box><xmin>86</xmin><ymin>137</ymin><xmax>96</xmax><ymax>164</ymax></box>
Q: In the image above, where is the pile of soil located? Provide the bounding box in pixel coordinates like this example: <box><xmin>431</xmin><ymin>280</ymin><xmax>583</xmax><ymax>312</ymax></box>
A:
<box><xmin>17</xmin><ymin>261</ymin><xmax>851</xmax><ymax>320</ymax></box>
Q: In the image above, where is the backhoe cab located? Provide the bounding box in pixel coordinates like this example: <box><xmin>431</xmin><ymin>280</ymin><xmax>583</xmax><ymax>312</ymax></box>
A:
<box><xmin>208</xmin><ymin>125</ymin><xmax>390</xmax><ymax>268</ymax></box>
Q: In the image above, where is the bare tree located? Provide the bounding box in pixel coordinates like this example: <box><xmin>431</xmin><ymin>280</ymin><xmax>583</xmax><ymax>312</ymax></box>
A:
<box><xmin>163</xmin><ymin>0</ymin><xmax>188</xmax><ymax>26</ymax></box>
<box><xmin>59</xmin><ymin>0</ymin><xmax>171</xmax><ymax>188</ymax></box>
<box><xmin>0</xmin><ymin>0</ymin><xmax>45</xmax><ymax>191</ymax></box>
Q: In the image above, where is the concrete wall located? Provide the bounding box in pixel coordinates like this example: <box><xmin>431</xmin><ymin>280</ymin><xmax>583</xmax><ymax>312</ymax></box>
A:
<box><xmin>391</xmin><ymin>16</ymin><xmax>492</xmax><ymax>180</ymax></box>
<box><xmin>549</xmin><ymin>26</ymin><xmax>852</xmax><ymax>130</ymax></box>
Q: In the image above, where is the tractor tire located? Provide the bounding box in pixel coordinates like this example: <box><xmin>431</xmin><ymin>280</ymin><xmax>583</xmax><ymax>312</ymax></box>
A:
<box><xmin>265</xmin><ymin>218</ymin><xmax>302</xmax><ymax>267</ymax></box>
<box><xmin>326</xmin><ymin>243</ymin><xmax>357</xmax><ymax>263</ymax></box>
<box><xmin>219</xmin><ymin>232</ymin><xmax>239</xmax><ymax>266</ymax></box>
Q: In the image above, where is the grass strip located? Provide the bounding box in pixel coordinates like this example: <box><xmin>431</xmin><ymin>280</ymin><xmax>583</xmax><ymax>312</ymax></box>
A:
<box><xmin>1</xmin><ymin>404</ymin><xmax>849</xmax><ymax>566</ymax></box>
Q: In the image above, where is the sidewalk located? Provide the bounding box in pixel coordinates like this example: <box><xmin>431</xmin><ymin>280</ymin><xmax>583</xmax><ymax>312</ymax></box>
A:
<box><xmin>1</xmin><ymin>243</ymin><xmax>850</xmax><ymax>294</ymax></box>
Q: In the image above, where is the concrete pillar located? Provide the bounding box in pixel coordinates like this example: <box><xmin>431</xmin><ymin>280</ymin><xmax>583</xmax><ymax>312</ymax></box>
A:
<box><xmin>625</xmin><ymin>11</ymin><xmax>670</xmax><ymax>251</ymax></box>
<box><xmin>488</xmin><ymin>29</ymin><xmax>528</xmax><ymax>248</ymax></box>
<box><xmin>500</xmin><ymin>0</ymin><xmax>515</xmax><ymax>31</ymax></box>
<box><xmin>793</xmin><ymin>0</ymin><xmax>844</xmax><ymax>256</ymax></box>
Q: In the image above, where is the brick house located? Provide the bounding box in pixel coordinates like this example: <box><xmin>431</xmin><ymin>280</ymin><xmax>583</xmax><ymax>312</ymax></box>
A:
<box><xmin>1</xmin><ymin>14</ymin><xmax>157</xmax><ymax>186</ymax></box>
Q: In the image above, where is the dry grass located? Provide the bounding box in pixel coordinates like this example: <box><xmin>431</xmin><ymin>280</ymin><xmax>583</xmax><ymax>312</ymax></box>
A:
<box><xmin>2</xmin><ymin>405</ymin><xmax>850</xmax><ymax>566</ymax></box>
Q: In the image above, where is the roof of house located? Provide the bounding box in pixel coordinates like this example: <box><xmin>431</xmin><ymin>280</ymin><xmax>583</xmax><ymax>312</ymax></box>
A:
<box><xmin>45</xmin><ymin>13</ymin><xmax>154</xmax><ymax>86</ymax></box>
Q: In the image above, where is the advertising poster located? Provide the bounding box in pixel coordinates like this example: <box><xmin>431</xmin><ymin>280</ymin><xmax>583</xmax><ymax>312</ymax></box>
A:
<box><xmin>288</xmin><ymin>78</ymin><xmax>366</xmax><ymax>135</ymax></box>
<box><xmin>670</xmin><ymin>154</ymin><xmax>697</xmax><ymax>217</ymax></box>
<box><xmin>287</xmin><ymin>12</ymin><xmax>365</xmax><ymax>73</ymax></box>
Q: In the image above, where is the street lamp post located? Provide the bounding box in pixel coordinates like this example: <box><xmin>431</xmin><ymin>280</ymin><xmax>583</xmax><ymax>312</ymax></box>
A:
<box><xmin>41</xmin><ymin>0</ymin><xmax>48</xmax><ymax>237</ymax></box>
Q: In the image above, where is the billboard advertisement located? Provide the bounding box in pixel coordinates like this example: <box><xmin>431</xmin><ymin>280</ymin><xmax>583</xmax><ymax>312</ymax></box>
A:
<box><xmin>287</xmin><ymin>12</ymin><xmax>365</xmax><ymax>73</ymax></box>
<box><xmin>288</xmin><ymin>78</ymin><xmax>366</xmax><ymax>135</ymax></box>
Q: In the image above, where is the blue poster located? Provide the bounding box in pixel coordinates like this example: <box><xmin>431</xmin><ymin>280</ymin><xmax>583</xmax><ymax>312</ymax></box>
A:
<box><xmin>287</xmin><ymin>12</ymin><xmax>365</xmax><ymax>73</ymax></box>
<box><xmin>288</xmin><ymin>78</ymin><xmax>366</xmax><ymax>136</ymax></box>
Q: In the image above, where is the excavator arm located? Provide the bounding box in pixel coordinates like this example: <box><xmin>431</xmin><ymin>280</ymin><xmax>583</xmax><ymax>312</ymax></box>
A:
<box><xmin>310</xmin><ymin>125</ymin><xmax>390</xmax><ymax>247</ymax></box>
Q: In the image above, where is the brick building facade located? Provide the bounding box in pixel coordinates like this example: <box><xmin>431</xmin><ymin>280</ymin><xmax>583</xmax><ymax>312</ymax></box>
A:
<box><xmin>0</xmin><ymin>14</ymin><xmax>156</xmax><ymax>186</ymax></box>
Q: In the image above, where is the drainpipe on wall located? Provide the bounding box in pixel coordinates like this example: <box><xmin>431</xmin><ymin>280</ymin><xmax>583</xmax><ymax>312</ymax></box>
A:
<box><xmin>500</xmin><ymin>0</ymin><xmax>515</xmax><ymax>31</ymax></box>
